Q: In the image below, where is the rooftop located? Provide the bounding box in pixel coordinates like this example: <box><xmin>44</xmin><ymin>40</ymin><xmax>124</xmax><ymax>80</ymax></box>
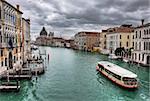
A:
<box><xmin>107</xmin><ymin>26</ymin><xmax>134</xmax><ymax>34</ymax></box>
<box><xmin>136</xmin><ymin>23</ymin><xmax>150</xmax><ymax>29</ymax></box>
<box><xmin>2</xmin><ymin>0</ymin><xmax>23</xmax><ymax>14</ymax></box>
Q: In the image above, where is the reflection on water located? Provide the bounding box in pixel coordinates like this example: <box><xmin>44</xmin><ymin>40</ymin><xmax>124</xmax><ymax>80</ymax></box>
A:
<box><xmin>0</xmin><ymin>47</ymin><xmax>149</xmax><ymax>101</ymax></box>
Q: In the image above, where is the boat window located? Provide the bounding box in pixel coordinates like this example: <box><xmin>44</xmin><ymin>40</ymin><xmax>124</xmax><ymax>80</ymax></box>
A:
<box><xmin>105</xmin><ymin>69</ymin><xmax>110</xmax><ymax>74</ymax></box>
<box><xmin>123</xmin><ymin>77</ymin><xmax>137</xmax><ymax>82</ymax></box>
<box><xmin>123</xmin><ymin>77</ymin><xmax>137</xmax><ymax>85</ymax></box>
<box><xmin>104</xmin><ymin>68</ymin><xmax>121</xmax><ymax>80</ymax></box>
<box><xmin>98</xmin><ymin>64</ymin><xmax>104</xmax><ymax>70</ymax></box>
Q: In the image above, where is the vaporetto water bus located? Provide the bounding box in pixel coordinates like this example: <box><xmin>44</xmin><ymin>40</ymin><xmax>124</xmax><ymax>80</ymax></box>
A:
<box><xmin>96</xmin><ymin>61</ymin><xmax>138</xmax><ymax>89</ymax></box>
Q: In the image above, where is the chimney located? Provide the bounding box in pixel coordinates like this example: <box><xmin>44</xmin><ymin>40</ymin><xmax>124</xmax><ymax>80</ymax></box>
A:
<box><xmin>141</xmin><ymin>19</ymin><xmax>144</xmax><ymax>25</ymax></box>
<box><xmin>16</xmin><ymin>5</ymin><xmax>20</xmax><ymax>10</ymax></box>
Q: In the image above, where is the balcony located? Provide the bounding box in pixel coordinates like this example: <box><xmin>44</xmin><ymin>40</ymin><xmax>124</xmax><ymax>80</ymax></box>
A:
<box><xmin>0</xmin><ymin>42</ymin><xmax>18</xmax><ymax>49</ymax></box>
<box><xmin>141</xmin><ymin>50</ymin><xmax>150</xmax><ymax>54</ymax></box>
<box><xmin>142</xmin><ymin>34</ymin><xmax>150</xmax><ymax>39</ymax></box>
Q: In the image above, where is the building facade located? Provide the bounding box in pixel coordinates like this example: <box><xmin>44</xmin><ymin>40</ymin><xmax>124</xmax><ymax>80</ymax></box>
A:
<box><xmin>0</xmin><ymin>0</ymin><xmax>23</xmax><ymax>69</ymax></box>
<box><xmin>106</xmin><ymin>25</ymin><xmax>134</xmax><ymax>54</ymax></box>
<box><xmin>99</xmin><ymin>30</ymin><xmax>107</xmax><ymax>54</ymax></box>
<box><xmin>74</xmin><ymin>32</ymin><xmax>100</xmax><ymax>51</ymax></box>
<box><xmin>35</xmin><ymin>27</ymin><xmax>54</xmax><ymax>46</ymax></box>
<box><xmin>64</xmin><ymin>39</ymin><xmax>74</xmax><ymax>48</ymax></box>
<box><xmin>22</xmin><ymin>18</ymin><xmax>31</xmax><ymax>62</ymax></box>
<box><xmin>132</xmin><ymin>22</ymin><xmax>150</xmax><ymax>66</ymax></box>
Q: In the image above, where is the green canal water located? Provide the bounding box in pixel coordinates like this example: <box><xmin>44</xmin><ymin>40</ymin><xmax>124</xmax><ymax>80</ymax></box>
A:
<box><xmin>0</xmin><ymin>47</ymin><xmax>149</xmax><ymax>101</ymax></box>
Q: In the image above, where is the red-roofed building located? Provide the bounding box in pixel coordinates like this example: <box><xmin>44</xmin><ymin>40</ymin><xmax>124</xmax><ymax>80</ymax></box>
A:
<box><xmin>74</xmin><ymin>32</ymin><xmax>100</xmax><ymax>51</ymax></box>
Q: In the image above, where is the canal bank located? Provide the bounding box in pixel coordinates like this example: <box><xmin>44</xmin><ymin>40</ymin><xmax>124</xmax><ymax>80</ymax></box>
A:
<box><xmin>0</xmin><ymin>47</ymin><xmax>149</xmax><ymax>101</ymax></box>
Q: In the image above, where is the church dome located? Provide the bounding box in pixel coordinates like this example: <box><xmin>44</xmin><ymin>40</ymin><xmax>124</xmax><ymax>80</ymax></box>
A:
<box><xmin>40</xmin><ymin>27</ymin><xmax>48</xmax><ymax>36</ymax></box>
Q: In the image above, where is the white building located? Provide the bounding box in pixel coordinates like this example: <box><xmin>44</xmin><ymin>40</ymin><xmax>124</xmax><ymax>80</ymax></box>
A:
<box><xmin>106</xmin><ymin>32</ymin><xmax>119</xmax><ymax>53</ymax></box>
<box><xmin>74</xmin><ymin>32</ymin><xmax>86</xmax><ymax>50</ymax></box>
<box><xmin>132</xmin><ymin>22</ymin><xmax>150</xmax><ymax>66</ymax></box>
<box><xmin>74</xmin><ymin>32</ymin><xmax>100</xmax><ymax>51</ymax></box>
<box><xmin>106</xmin><ymin>25</ymin><xmax>134</xmax><ymax>54</ymax></box>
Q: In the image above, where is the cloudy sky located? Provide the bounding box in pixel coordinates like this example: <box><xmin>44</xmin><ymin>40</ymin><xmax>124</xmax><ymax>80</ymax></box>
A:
<box><xmin>8</xmin><ymin>0</ymin><xmax>150</xmax><ymax>39</ymax></box>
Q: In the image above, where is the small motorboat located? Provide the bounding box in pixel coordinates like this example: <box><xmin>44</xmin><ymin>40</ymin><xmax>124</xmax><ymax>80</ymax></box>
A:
<box><xmin>123</xmin><ymin>58</ymin><xmax>129</xmax><ymax>63</ymax></box>
<box><xmin>108</xmin><ymin>54</ymin><xmax>118</xmax><ymax>60</ymax></box>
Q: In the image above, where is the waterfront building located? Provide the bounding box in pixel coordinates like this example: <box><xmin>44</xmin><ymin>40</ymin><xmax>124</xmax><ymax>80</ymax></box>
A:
<box><xmin>35</xmin><ymin>27</ymin><xmax>54</xmax><ymax>46</ymax></box>
<box><xmin>0</xmin><ymin>0</ymin><xmax>23</xmax><ymax>69</ymax></box>
<box><xmin>64</xmin><ymin>39</ymin><xmax>74</xmax><ymax>48</ymax></box>
<box><xmin>52</xmin><ymin>37</ymin><xmax>65</xmax><ymax>47</ymax></box>
<box><xmin>36</xmin><ymin>27</ymin><xmax>48</xmax><ymax>46</ymax></box>
<box><xmin>99</xmin><ymin>30</ymin><xmax>109</xmax><ymax>54</ymax></box>
<box><xmin>74</xmin><ymin>32</ymin><xmax>100</xmax><ymax>51</ymax></box>
<box><xmin>132</xmin><ymin>20</ymin><xmax>150</xmax><ymax>66</ymax></box>
<box><xmin>22</xmin><ymin>18</ymin><xmax>31</xmax><ymax>62</ymax></box>
<box><xmin>106</xmin><ymin>25</ymin><xmax>134</xmax><ymax>54</ymax></box>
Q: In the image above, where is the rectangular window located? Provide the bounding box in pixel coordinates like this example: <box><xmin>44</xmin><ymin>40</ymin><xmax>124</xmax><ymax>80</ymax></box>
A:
<box><xmin>126</xmin><ymin>42</ymin><xmax>128</xmax><ymax>47</ymax></box>
<box><xmin>1</xmin><ymin>50</ymin><xmax>3</xmax><ymax>56</ymax></box>
<box><xmin>120</xmin><ymin>35</ymin><xmax>121</xmax><ymax>39</ymax></box>
<box><xmin>135</xmin><ymin>53</ymin><xmax>137</xmax><ymax>60</ymax></box>
<box><xmin>120</xmin><ymin>42</ymin><xmax>122</xmax><ymax>47</ymax></box>
<box><xmin>5</xmin><ymin>58</ymin><xmax>7</xmax><ymax>66</ymax></box>
<box><xmin>139</xmin><ymin>31</ymin><xmax>141</xmax><ymax>38</ymax></box>
<box><xmin>1</xmin><ymin>61</ymin><xmax>3</xmax><ymax>66</ymax></box>
<box><xmin>136</xmin><ymin>31</ymin><xmax>137</xmax><ymax>38</ymax></box>
<box><xmin>146</xmin><ymin>42</ymin><xmax>148</xmax><ymax>50</ymax></box>
<box><xmin>14</xmin><ymin>56</ymin><xmax>16</xmax><ymax>63</ymax></box>
<box><xmin>127</xmin><ymin>35</ymin><xmax>129</xmax><ymax>39</ymax></box>
<box><xmin>142</xmin><ymin>54</ymin><xmax>144</xmax><ymax>61</ymax></box>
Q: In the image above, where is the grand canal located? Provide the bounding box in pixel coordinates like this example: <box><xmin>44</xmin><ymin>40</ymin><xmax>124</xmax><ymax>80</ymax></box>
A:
<box><xmin>0</xmin><ymin>47</ymin><xmax>149</xmax><ymax>101</ymax></box>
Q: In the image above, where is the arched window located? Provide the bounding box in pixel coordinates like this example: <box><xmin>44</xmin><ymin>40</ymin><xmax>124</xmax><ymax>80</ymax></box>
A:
<box><xmin>144</xmin><ymin>42</ymin><xmax>146</xmax><ymax>50</ymax></box>
<box><xmin>139</xmin><ymin>31</ymin><xmax>141</xmax><ymax>38</ymax></box>
<box><xmin>139</xmin><ymin>42</ymin><xmax>141</xmax><ymax>51</ymax></box>
<box><xmin>135</xmin><ymin>42</ymin><xmax>137</xmax><ymax>50</ymax></box>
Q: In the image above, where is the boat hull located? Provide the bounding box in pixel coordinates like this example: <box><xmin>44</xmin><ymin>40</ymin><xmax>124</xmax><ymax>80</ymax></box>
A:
<box><xmin>96</xmin><ymin>66</ymin><xmax>138</xmax><ymax>89</ymax></box>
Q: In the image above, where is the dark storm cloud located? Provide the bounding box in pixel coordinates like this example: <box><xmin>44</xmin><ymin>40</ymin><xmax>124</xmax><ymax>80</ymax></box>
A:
<box><xmin>7</xmin><ymin>0</ymin><xmax>150</xmax><ymax>38</ymax></box>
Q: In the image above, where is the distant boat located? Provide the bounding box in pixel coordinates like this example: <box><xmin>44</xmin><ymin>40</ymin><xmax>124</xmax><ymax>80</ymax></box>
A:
<box><xmin>123</xmin><ymin>58</ymin><xmax>129</xmax><ymax>63</ymax></box>
<box><xmin>108</xmin><ymin>54</ymin><xmax>118</xmax><ymax>60</ymax></box>
<box><xmin>96</xmin><ymin>61</ymin><xmax>138</xmax><ymax>89</ymax></box>
<box><xmin>31</xmin><ymin>45</ymin><xmax>38</xmax><ymax>50</ymax></box>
